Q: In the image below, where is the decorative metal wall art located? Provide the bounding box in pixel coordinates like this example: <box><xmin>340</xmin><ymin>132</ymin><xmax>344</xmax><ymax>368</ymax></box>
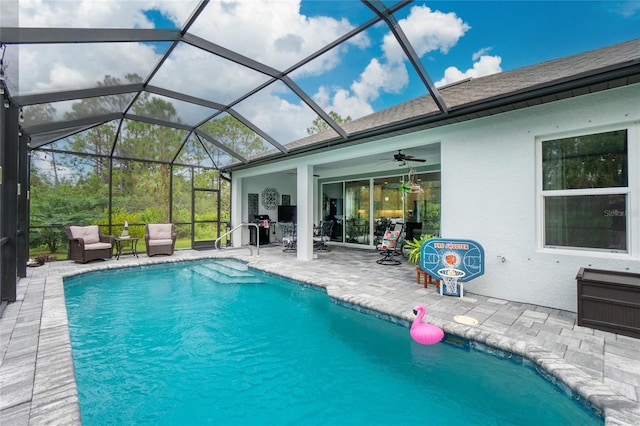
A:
<box><xmin>261</xmin><ymin>187</ymin><xmax>279</xmax><ymax>210</ymax></box>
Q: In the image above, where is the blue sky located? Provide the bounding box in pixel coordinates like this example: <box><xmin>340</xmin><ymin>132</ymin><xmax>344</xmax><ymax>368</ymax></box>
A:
<box><xmin>300</xmin><ymin>1</ymin><xmax>640</xmax><ymax>112</ymax></box>
<box><xmin>422</xmin><ymin>1</ymin><xmax>640</xmax><ymax>71</ymax></box>
<box><xmin>411</xmin><ymin>2</ymin><xmax>634</xmax><ymax>110</ymax></box>
<box><xmin>12</xmin><ymin>0</ymin><xmax>640</xmax><ymax>145</ymax></box>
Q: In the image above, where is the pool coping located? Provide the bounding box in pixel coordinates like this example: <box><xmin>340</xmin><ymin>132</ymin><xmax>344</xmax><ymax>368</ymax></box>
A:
<box><xmin>1</xmin><ymin>250</ymin><xmax>639</xmax><ymax>425</ymax></box>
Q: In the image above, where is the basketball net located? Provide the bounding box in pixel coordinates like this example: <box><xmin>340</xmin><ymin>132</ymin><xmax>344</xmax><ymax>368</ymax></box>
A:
<box><xmin>438</xmin><ymin>268</ymin><xmax>465</xmax><ymax>294</ymax></box>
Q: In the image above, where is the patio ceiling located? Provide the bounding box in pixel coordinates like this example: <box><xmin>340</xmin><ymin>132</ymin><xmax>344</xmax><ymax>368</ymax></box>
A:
<box><xmin>0</xmin><ymin>0</ymin><xmax>448</xmax><ymax>170</ymax></box>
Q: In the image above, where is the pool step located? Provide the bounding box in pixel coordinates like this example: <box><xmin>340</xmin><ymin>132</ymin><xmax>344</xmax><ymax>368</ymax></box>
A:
<box><xmin>200</xmin><ymin>261</ymin><xmax>252</xmax><ymax>277</ymax></box>
<box><xmin>211</xmin><ymin>259</ymin><xmax>249</xmax><ymax>272</ymax></box>
<box><xmin>190</xmin><ymin>263</ymin><xmax>263</xmax><ymax>284</ymax></box>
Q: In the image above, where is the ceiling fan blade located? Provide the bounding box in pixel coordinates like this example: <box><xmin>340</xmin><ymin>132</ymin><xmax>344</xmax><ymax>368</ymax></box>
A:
<box><xmin>404</xmin><ymin>156</ymin><xmax>427</xmax><ymax>162</ymax></box>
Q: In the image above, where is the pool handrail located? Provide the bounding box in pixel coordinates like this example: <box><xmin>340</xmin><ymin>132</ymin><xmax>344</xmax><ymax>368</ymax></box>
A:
<box><xmin>214</xmin><ymin>223</ymin><xmax>259</xmax><ymax>257</ymax></box>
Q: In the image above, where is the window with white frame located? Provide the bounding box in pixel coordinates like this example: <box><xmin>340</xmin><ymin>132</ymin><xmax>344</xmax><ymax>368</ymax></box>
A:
<box><xmin>541</xmin><ymin>129</ymin><xmax>628</xmax><ymax>251</ymax></box>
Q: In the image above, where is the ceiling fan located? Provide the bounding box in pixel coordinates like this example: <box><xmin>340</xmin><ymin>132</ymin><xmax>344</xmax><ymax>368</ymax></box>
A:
<box><xmin>392</xmin><ymin>150</ymin><xmax>427</xmax><ymax>163</ymax></box>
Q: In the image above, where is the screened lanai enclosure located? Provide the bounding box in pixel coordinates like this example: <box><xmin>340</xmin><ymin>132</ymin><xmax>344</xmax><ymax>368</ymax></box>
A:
<box><xmin>1</xmin><ymin>0</ymin><xmax>454</xmax><ymax>308</ymax></box>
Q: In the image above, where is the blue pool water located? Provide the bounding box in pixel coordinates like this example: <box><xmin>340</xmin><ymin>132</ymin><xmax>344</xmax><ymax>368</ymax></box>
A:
<box><xmin>64</xmin><ymin>260</ymin><xmax>601</xmax><ymax>425</ymax></box>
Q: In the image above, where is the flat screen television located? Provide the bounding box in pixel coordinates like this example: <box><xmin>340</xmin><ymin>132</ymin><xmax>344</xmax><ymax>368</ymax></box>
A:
<box><xmin>278</xmin><ymin>205</ymin><xmax>297</xmax><ymax>223</ymax></box>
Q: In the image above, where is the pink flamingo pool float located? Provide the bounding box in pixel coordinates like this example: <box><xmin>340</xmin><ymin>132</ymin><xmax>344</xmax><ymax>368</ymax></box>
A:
<box><xmin>410</xmin><ymin>305</ymin><xmax>444</xmax><ymax>345</ymax></box>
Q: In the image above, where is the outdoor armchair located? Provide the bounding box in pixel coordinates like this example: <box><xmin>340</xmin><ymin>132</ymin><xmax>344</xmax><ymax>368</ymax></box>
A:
<box><xmin>145</xmin><ymin>223</ymin><xmax>176</xmax><ymax>256</ymax></box>
<box><xmin>376</xmin><ymin>222</ymin><xmax>404</xmax><ymax>265</ymax></box>
<box><xmin>281</xmin><ymin>222</ymin><xmax>297</xmax><ymax>252</ymax></box>
<box><xmin>66</xmin><ymin>225</ymin><xmax>115</xmax><ymax>263</ymax></box>
<box><xmin>313</xmin><ymin>220</ymin><xmax>333</xmax><ymax>251</ymax></box>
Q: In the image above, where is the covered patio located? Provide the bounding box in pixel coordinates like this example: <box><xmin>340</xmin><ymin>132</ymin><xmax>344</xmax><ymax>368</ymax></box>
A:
<box><xmin>1</xmin><ymin>246</ymin><xmax>640</xmax><ymax>424</ymax></box>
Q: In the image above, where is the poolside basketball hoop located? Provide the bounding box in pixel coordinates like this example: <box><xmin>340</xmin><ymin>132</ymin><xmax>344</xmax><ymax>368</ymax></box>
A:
<box><xmin>437</xmin><ymin>268</ymin><xmax>466</xmax><ymax>297</ymax></box>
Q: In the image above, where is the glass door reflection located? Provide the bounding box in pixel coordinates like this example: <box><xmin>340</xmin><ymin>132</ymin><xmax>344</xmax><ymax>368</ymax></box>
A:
<box><xmin>344</xmin><ymin>180</ymin><xmax>370</xmax><ymax>245</ymax></box>
<box><xmin>322</xmin><ymin>182</ymin><xmax>344</xmax><ymax>242</ymax></box>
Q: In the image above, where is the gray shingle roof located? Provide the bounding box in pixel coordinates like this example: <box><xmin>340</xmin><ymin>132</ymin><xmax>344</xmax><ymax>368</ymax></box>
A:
<box><xmin>239</xmin><ymin>38</ymin><xmax>640</xmax><ymax>168</ymax></box>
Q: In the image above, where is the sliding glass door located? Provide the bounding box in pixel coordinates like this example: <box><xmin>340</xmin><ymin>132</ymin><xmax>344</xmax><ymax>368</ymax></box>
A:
<box><xmin>321</xmin><ymin>171</ymin><xmax>440</xmax><ymax>246</ymax></box>
<box><xmin>402</xmin><ymin>172</ymin><xmax>441</xmax><ymax>240</ymax></box>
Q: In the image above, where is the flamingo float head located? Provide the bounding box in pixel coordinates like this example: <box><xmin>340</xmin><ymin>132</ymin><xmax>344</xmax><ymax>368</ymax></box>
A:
<box><xmin>410</xmin><ymin>304</ymin><xmax>444</xmax><ymax>345</ymax></box>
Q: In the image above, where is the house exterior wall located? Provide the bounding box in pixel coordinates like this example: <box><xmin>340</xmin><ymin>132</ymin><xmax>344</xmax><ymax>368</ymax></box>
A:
<box><xmin>233</xmin><ymin>172</ymin><xmax>298</xmax><ymax>245</ymax></box>
<box><xmin>435</xmin><ymin>84</ymin><xmax>640</xmax><ymax>311</ymax></box>
<box><xmin>242</xmin><ymin>174</ymin><xmax>298</xmax><ymax>221</ymax></box>
<box><xmin>233</xmin><ymin>84</ymin><xmax>638</xmax><ymax>311</ymax></box>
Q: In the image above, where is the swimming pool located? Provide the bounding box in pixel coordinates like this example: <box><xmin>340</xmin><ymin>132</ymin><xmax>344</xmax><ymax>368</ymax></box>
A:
<box><xmin>64</xmin><ymin>259</ymin><xmax>601</xmax><ymax>425</ymax></box>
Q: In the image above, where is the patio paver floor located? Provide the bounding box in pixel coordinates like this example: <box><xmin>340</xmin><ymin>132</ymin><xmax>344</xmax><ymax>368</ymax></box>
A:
<box><xmin>1</xmin><ymin>245</ymin><xmax>639</xmax><ymax>425</ymax></box>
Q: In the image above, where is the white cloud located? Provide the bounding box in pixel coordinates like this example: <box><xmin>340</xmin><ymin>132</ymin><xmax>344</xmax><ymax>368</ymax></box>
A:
<box><xmin>232</xmin><ymin>82</ymin><xmax>320</xmax><ymax>143</ymax></box>
<box><xmin>383</xmin><ymin>5</ymin><xmax>471</xmax><ymax>63</ymax></box>
<box><xmin>330</xmin><ymin>88</ymin><xmax>374</xmax><ymax>119</ymax></box>
<box><xmin>315</xmin><ymin>4</ymin><xmax>469</xmax><ymax>122</ymax></box>
<box><xmin>351</xmin><ymin>60</ymin><xmax>385</xmax><ymax>102</ymax></box>
<box><xmin>16</xmin><ymin>1</ymin><xmax>193</xmax><ymax>95</ymax></box>
<box><xmin>435</xmin><ymin>55</ymin><xmax>502</xmax><ymax>87</ymax></box>
<box><xmin>311</xmin><ymin>58</ymin><xmax>410</xmax><ymax>123</ymax></box>
<box><xmin>472</xmin><ymin>47</ymin><xmax>493</xmax><ymax>61</ymax></box>
<box><xmin>313</xmin><ymin>86</ymin><xmax>331</xmax><ymax>108</ymax></box>
<box><xmin>18</xmin><ymin>0</ymin><xmax>188</xmax><ymax>28</ymax></box>
<box><xmin>13</xmin><ymin>1</ymin><xmax>474</xmax><ymax>145</ymax></box>
<box><xmin>315</xmin><ymin>86</ymin><xmax>374</xmax><ymax>121</ymax></box>
<box><xmin>33</xmin><ymin>1</ymin><xmax>375</xmax><ymax>142</ymax></box>
<box><xmin>14</xmin><ymin>1</ymin><xmax>369</xmax><ymax>144</ymax></box>
<box><xmin>189</xmin><ymin>1</ymin><xmax>367</xmax><ymax>74</ymax></box>
<box><xmin>37</xmin><ymin>63</ymin><xmax>91</xmax><ymax>93</ymax></box>
<box><xmin>612</xmin><ymin>1</ymin><xmax>640</xmax><ymax>18</ymax></box>
<box><xmin>20</xmin><ymin>42</ymin><xmax>159</xmax><ymax>95</ymax></box>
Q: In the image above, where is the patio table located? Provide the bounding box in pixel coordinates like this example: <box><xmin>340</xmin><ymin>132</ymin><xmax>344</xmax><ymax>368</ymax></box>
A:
<box><xmin>115</xmin><ymin>236</ymin><xmax>139</xmax><ymax>260</ymax></box>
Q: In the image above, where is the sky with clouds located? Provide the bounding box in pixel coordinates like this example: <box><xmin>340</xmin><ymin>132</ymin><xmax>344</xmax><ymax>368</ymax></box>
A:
<box><xmin>4</xmin><ymin>0</ymin><xmax>640</xmax><ymax>146</ymax></box>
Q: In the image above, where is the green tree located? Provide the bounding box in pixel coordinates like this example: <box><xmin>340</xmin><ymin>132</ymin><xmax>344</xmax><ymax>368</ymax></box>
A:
<box><xmin>306</xmin><ymin>111</ymin><xmax>351</xmax><ymax>135</ymax></box>
<box><xmin>30</xmin><ymin>178</ymin><xmax>107</xmax><ymax>253</ymax></box>
<box><xmin>65</xmin><ymin>74</ymin><xmax>145</xmax><ymax>184</ymax></box>
<box><xmin>109</xmin><ymin>89</ymin><xmax>183</xmax><ymax>222</ymax></box>
<box><xmin>200</xmin><ymin>115</ymin><xmax>267</xmax><ymax>166</ymax></box>
<box><xmin>28</xmin><ymin>73</ymin><xmax>238</xmax><ymax>254</ymax></box>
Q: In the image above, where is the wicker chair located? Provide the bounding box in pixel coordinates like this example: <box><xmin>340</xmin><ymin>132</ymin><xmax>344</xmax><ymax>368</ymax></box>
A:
<box><xmin>145</xmin><ymin>223</ymin><xmax>176</xmax><ymax>256</ymax></box>
<box><xmin>66</xmin><ymin>225</ymin><xmax>115</xmax><ymax>263</ymax></box>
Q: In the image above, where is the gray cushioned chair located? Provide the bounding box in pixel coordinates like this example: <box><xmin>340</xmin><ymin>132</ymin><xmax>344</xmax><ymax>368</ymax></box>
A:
<box><xmin>66</xmin><ymin>225</ymin><xmax>114</xmax><ymax>263</ymax></box>
<box><xmin>145</xmin><ymin>223</ymin><xmax>176</xmax><ymax>256</ymax></box>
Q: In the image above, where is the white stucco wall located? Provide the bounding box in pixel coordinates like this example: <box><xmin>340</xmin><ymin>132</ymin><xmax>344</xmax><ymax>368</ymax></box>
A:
<box><xmin>434</xmin><ymin>85</ymin><xmax>640</xmax><ymax>311</ymax></box>
<box><xmin>232</xmin><ymin>173</ymin><xmax>297</xmax><ymax>245</ymax></box>
<box><xmin>232</xmin><ymin>84</ymin><xmax>639</xmax><ymax>311</ymax></box>
<box><xmin>242</xmin><ymin>174</ymin><xmax>298</xmax><ymax>221</ymax></box>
